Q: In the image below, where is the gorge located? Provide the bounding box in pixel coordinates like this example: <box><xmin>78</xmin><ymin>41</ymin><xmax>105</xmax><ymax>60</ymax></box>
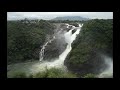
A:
<box><xmin>7</xmin><ymin>19</ymin><xmax>113</xmax><ymax>78</ymax></box>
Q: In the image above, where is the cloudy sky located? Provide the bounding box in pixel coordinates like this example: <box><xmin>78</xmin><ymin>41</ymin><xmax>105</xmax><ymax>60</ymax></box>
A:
<box><xmin>7</xmin><ymin>12</ymin><xmax>113</xmax><ymax>20</ymax></box>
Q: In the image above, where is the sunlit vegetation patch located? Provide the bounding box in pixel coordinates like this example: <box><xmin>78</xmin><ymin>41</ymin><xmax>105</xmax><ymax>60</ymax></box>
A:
<box><xmin>82</xmin><ymin>73</ymin><xmax>96</xmax><ymax>78</ymax></box>
<box><xmin>10</xmin><ymin>68</ymin><xmax>77</xmax><ymax>78</ymax></box>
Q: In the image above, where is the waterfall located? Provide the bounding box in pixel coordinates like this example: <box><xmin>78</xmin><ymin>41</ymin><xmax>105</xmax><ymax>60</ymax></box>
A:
<box><xmin>39</xmin><ymin>24</ymin><xmax>78</xmax><ymax>62</ymax></box>
<box><xmin>35</xmin><ymin>23</ymin><xmax>83</xmax><ymax>72</ymax></box>
<box><xmin>39</xmin><ymin>36</ymin><xmax>55</xmax><ymax>61</ymax></box>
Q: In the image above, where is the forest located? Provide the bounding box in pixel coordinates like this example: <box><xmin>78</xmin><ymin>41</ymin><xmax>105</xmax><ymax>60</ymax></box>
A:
<box><xmin>7</xmin><ymin>19</ymin><xmax>55</xmax><ymax>64</ymax></box>
<box><xmin>7</xmin><ymin>19</ymin><xmax>113</xmax><ymax>78</ymax></box>
<box><xmin>65</xmin><ymin>19</ymin><xmax>113</xmax><ymax>75</ymax></box>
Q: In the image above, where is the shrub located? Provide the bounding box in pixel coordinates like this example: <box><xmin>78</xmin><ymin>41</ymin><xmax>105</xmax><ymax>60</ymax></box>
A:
<box><xmin>12</xmin><ymin>72</ymin><xmax>27</xmax><ymax>78</ymax></box>
<box><xmin>83</xmin><ymin>73</ymin><xmax>96</xmax><ymax>78</ymax></box>
<box><xmin>30</xmin><ymin>68</ymin><xmax>77</xmax><ymax>78</ymax></box>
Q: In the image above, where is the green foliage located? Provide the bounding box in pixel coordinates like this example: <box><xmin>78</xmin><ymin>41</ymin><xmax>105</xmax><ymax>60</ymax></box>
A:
<box><xmin>7</xmin><ymin>19</ymin><xmax>55</xmax><ymax>64</ymax></box>
<box><xmin>11</xmin><ymin>68</ymin><xmax>96</xmax><ymax>78</ymax></box>
<box><xmin>11</xmin><ymin>68</ymin><xmax>77</xmax><ymax>78</ymax></box>
<box><xmin>46</xmin><ymin>68</ymin><xmax>63</xmax><ymax>78</ymax></box>
<box><xmin>32</xmin><ymin>68</ymin><xmax>77</xmax><ymax>78</ymax></box>
<box><xmin>32</xmin><ymin>72</ymin><xmax>47</xmax><ymax>78</ymax></box>
<box><xmin>8</xmin><ymin>19</ymin><xmax>113</xmax><ymax>77</ymax></box>
<box><xmin>82</xmin><ymin>73</ymin><xmax>96</xmax><ymax>78</ymax></box>
<box><xmin>65</xmin><ymin>19</ymin><xmax>113</xmax><ymax>74</ymax></box>
<box><xmin>12</xmin><ymin>72</ymin><xmax>27</xmax><ymax>78</ymax></box>
<box><xmin>11</xmin><ymin>69</ymin><xmax>96</xmax><ymax>78</ymax></box>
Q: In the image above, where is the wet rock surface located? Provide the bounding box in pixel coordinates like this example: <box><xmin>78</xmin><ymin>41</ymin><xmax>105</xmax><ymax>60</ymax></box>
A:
<box><xmin>40</xmin><ymin>23</ymin><xmax>80</xmax><ymax>62</ymax></box>
<box><xmin>43</xmin><ymin>23</ymin><xmax>69</xmax><ymax>61</ymax></box>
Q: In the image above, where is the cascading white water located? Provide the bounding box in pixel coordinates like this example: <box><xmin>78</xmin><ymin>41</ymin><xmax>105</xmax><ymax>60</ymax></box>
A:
<box><xmin>39</xmin><ymin>36</ymin><xmax>55</xmax><ymax>61</ymax></box>
<box><xmin>30</xmin><ymin>23</ymin><xmax>83</xmax><ymax>73</ymax></box>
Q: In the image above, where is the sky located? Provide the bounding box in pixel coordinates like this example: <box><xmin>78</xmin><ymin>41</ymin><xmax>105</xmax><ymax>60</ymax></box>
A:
<box><xmin>7</xmin><ymin>12</ymin><xmax>113</xmax><ymax>20</ymax></box>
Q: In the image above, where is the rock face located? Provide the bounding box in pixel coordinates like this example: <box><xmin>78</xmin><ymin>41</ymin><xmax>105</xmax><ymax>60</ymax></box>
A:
<box><xmin>64</xmin><ymin>52</ymin><xmax>106</xmax><ymax>75</ymax></box>
<box><xmin>72</xmin><ymin>29</ymin><xmax>77</xmax><ymax>34</ymax></box>
<box><xmin>43</xmin><ymin>39</ymin><xmax>67</xmax><ymax>61</ymax></box>
<box><xmin>42</xmin><ymin>23</ymin><xmax>69</xmax><ymax>61</ymax></box>
<box><xmin>40</xmin><ymin>23</ymin><xmax>82</xmax><ymax>63</ymax></box>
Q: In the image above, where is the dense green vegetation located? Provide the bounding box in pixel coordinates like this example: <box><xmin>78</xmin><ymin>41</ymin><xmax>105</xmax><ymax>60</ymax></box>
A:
<box><xmin>12</xmin><ymin>72</ymin><xmax>27</xmax><ymax>78</ymax></box>
<box><xmin>7</xmin><ymin>19</ymin><xmax>113</xmax><ymax>78</ymax></box>
<box><xmin>11</xmin><ymin>68</ymin><xmax>77</xmax><ymax>78</ymax></box>
<box><xmin>82</xmin><ymin>73</ymin><xmax>96</xmax><ymax>78</ymax></box>
<box><xmin>7</xmin><ymin>19</ymin><xmax>55</xmax><ymax>64</ymax></box>
<box><xmin>65</xmin><ymin>19</ymin><xmax>113</xmax><ymax>75</ymax></box>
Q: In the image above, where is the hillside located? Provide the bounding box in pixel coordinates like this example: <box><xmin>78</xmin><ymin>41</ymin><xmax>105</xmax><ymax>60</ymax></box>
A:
<box><xmin>7</xmin><ymin>19</ymin><xmax>55</xmax><ymax>64</ymax></box>
<box><xmin>64</xmin><ymin>19</ymin><xmax>113</xmax><ymax>75</ymax></box>
<box><xmin>52</xmin><ymin>16</ymin><xmax>89</xmax><ymax>21</ymax></box>
<box><xmin>7</xmin><ymin>19</ymin><xmax>113</xmax><ymax>78</ymax></box>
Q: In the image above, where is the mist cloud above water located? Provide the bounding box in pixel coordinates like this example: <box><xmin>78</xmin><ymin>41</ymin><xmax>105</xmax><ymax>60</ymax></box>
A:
<box><xmin>98</xmin><ymin>55</ymin><xmax>113</xmax><ymax>78</ymax></box>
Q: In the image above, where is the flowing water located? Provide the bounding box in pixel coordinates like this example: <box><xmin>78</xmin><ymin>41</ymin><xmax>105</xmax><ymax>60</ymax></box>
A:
<box><xmin>39</xmin><ymin>36</ymin><xmax>55</xmax><ymax>61</ymax></box>
<box><xmin>7</xmin><ymin>23</ymin><xmax>113</xmax><ymax>78</ymax></box>
<box><xmin>34</xmin><ymin>23</ymin><xmax>83</xmax><ymax>72</ymax></box>
<box><xmin>7</xmin><ymin>23</ymin><xmax>83</xmax><ymax>77</ymax></box>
